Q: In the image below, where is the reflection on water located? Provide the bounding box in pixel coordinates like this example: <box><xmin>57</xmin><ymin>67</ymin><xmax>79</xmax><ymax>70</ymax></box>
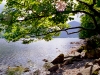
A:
<box><xmin>0</xmin><ymin>38</ymin><xmax>81</xmax><ymax>68</ymax></box>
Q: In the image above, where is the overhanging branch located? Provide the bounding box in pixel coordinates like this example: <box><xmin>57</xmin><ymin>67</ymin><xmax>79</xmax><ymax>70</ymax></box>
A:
<box><xmin>30</xmin><ymin>26</ymin><xmax>95</xmax><ymax>37</ymax></box>
<box><xmin>67</xmin><ymin>30</ymin><xmax>81</xmax><ymax>35</ymax></box>
<box><xmin>63</xmin><ymin>10</ymin><xmax>97</xmax><ymax>29</ymax></box>
<box><xmin>65</xmin><ymin>29</ymin><xmax>82</xmax><ymax>35</ymax></box>
<box><xmin>77</xmin><ymin>0</ymin><xmax>100</xmax><ymax>17</ymax></box>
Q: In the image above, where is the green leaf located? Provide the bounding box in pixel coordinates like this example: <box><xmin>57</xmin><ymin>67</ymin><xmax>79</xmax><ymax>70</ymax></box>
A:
<box><xmin>0</xmin><ymin>0</ymin><xmax>2</xmax><ymax>4</ymax></box>
<box><xmin>0</xmin><ymin>0</ymin><xmax>99</xmax><ymax>42</ymax></box>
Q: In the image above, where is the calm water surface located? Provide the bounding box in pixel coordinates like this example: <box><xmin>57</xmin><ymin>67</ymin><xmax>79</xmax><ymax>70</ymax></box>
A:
<box><xmin>0</xmin><ymin>38</ymin><xmax>82</xmax><ymax>69</ymax></box>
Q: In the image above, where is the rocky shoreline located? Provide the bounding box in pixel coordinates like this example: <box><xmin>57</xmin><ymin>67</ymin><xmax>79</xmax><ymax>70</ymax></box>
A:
<box><xmin>45</xmin><ymin>53</ymin><xmax>100</xmax><ymax>75</ymax></box>
<box><xmin>0</xmin><ymin>42</ymin><xmax>84</xmax><ymax>75</ymax></box>
<box><xmin>44</xmin><ymin>38</ymin><xmax>100</xmax><ymax>75</ymax></box>
<box><xmin>0</xmin><ymin>39</ymin><xmax>100</xmax><ymax>75</ymax></box>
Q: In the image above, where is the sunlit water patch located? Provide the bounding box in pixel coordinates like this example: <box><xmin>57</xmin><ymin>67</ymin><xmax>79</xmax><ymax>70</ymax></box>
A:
<box><xmin>0</xmin><ymin>38</ymin><xmax>82</xmax><ymax>69</ymax></box>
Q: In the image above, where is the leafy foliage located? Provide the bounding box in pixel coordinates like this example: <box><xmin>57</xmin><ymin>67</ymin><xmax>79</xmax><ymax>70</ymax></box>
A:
<box><xmin>0</xmin><ymin>0</ymin><xmax>100</xmax><ymax>42</ymax></box>
<box><xmin>0</xmin><ymin>0</ymin><xmax>72</xmax><ymax>42</ymax></box>
<box><xmin>78</xmin><ymin>0</ymin><xmax>100</xmax><ymax>38</ymax></box>
<box><xmin>79</xmin><ymin>15</ymin><xmax>97</xmax><ymax>38</ymax></box>
<box><xmin>0</xmin><ymin>0</ymin><xmax>2</xmax><ymax>4</ymax></box>
<box><xmin>79</xmin><ymin>15</ymin><xmax>100</xmax><ymax>38</ymax></box>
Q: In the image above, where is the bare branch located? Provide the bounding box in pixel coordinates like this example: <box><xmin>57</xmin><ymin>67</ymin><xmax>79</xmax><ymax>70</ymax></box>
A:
<box><xmin>66</xmin><ymin>26</ymin><xmax>94</xmax><ymax>30</ymax></box>
<box><xmin>65</xmin><ymin>30</ymin><xmax>69</xmax><ymax>35</ymax></box>
<box><xmin>67</xmin><ymin>30</ymin><xmax>81</xmax><ymax>35</ymax></box>
<box><xmin>30</xmin><ymin>26</ymin><xmax>95</xmax><ymax>37</ymax></box>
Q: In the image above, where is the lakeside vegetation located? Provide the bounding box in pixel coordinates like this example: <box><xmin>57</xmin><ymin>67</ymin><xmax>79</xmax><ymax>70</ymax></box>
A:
<box><xmin>0</xmin><ymin>0</ymin><xmax>100</xmax><ymax>75</ymax></box>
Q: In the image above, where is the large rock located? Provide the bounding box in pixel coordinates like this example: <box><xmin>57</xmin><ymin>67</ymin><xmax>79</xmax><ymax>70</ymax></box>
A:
<box><xmin>51</xmin><ymin>54</ymin><xmax>64</xmax><ymax>65</ymax></box>
<box><xmin>48</xmin><ymin>65</ymin><xmax>59</xmax><ymax>72</ymax></box>
<box><xmin>84</xmin><ymin>48</ymin><xmax>100</xmax><ymax>59</ymax></box>
<box><xmin>93</xmin><ymin>58</ymin><xmax>100</xmax><ymax>66</ymax></box>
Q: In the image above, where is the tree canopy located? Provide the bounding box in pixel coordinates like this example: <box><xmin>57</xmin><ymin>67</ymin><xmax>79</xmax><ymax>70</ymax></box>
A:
<box><xmin>0</xmin><ymin>0</ymin><xmax>100</xmax><ymax>42</ymax></box>
<box><xmin>79</xmin><ymin>0</ymin><xmax>100</xmax><ymax>38</ymax></box>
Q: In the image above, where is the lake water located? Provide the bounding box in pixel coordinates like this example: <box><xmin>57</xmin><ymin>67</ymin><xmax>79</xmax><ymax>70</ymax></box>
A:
<box><xmin>0</xmin><ymin>38</ymin><xmax>82</xmax><ymax>69</ymax></box>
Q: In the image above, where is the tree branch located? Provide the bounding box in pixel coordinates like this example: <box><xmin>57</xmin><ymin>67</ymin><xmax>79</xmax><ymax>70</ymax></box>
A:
<box><xmin>30</xmin><ymin>26</ymin><xmax>95</xmax><ymax>37</ymax></box>
<box><xmin>7</xmin><ymin>1</ymin><xmax>25</xmax><ymax>7</ymax></box>
<box><xmin>63</xmin><ymin>10</ymin><xmax>97</xmax><ymax>30</ymax></box>
<box><xmin>76</xmin><ymin>0</ymin><xmax>100</xmax><ymax>33</ymax></box>
<box><xmin>92</xmin><ymin>0</ymin><xmax>96</xmax><ymax>6</ymax></box>
<box><xmin>8</xmin><ymin>0</ymin><xmax>98</xmax><ymax>33</ymax></box>
<box><xmin>77</xmin><ymin>0</ymin><xmax>100</xmax><ymax>17</ymax></box>
<box><xmin>66</xmin><ymin>30</ymin><xmax>82</xmax><ymax>35</ymax></box>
